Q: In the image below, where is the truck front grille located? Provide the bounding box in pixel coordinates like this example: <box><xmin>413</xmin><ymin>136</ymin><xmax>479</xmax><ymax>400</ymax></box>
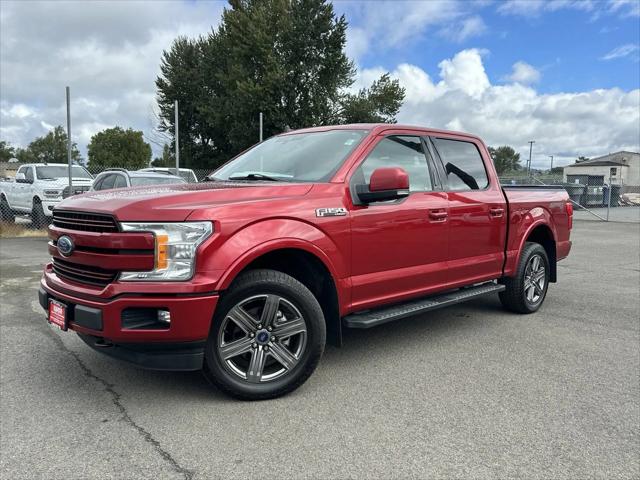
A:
<box><xmin>52</xmin><ymin>211</ymin><xmax>118</xmax><ymax>233</ymax></box>
<box><xmin>52</xmin><ymin>258</ymin><xmax>118</xmax><ymax>287</ymax></box>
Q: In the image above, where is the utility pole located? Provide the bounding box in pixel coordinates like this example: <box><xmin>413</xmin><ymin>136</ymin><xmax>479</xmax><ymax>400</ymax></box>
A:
<box><xmin>527</xmin><ymin>140</ymin><xmax>535</xmax><ymax>178</ymax></box>
<box><xmin>66</xmin><ymin>86</ymin><xmax>72</xmax><ymax>190</ymax></box>
<box><xmin>174</xmin><ymin>100</ymin><xmax>179</xmax><ymax>175</ymax></box>
<box><xmin>259</xmin><ymin>112</ymin><xmax>263</xmax><ymax>142</ymax></box>
<box><xmin>549</xmin><ymin>155</ymin><xmax>554</xmax><ymax>172</ymax></box>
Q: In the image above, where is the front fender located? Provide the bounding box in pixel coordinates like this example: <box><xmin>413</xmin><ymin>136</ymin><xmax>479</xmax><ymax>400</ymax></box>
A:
<box><xmin>198</xmin><ymin>218</ymin><xmax>348</xmax><ymax>292</ymax></box>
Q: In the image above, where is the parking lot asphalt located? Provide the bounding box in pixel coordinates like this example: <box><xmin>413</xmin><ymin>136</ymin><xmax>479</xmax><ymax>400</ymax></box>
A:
<box><xmin>1</xmin><ymin>221</ymin><xmax>638</xmax><ymax>480</ymax></box>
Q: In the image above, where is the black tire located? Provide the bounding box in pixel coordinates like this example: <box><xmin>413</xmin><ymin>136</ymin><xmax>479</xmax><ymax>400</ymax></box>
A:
<box><xmin>0</xmin><ymin>196</ymin><xmax>15</xmax><ymax>223</ymax></box>
<box><xmin>499</xmin><ymin>242</ymin><xmax>550</xmax><ymax>314</ymax></box>
<box><xmin>31</xmin><ymin>200</ymin><xmax>47</xmax><ymax>229</ymax></box>
<box><xmin>203</xmin><ymin>269</ymin><xmax>326</xmax><ymax>400</ymax></box>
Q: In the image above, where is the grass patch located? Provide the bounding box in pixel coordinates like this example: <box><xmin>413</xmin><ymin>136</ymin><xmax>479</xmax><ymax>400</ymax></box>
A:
<box><xmin>0</xmin><ymin>223</ymin><xmax>47</xmax><ymax>238</ymax></box>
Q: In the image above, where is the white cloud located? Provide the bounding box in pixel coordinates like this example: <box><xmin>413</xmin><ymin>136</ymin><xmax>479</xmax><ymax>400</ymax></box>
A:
<box><xmin>0</xmin><ymin>0</ymin><xmax>223</xmax><ymax>155</ymax></box>
<box><xmin>498</xmin><ymin>0</ymin><xmax>596</xmax><ymax>17</ymax></box>
<box><xmin>608</xmin><ymin>0</ymin><xmax>640</xmax><ymax>17</ymax></box>
<box><xmin>336</xmin><ymin>1</ymin><xmax>485</xmax><ymax>62</ymax></box>
<box><xmin>600</xmin><ymin>43</ymin><xmax>640</xmax><ymax>60</ymax></box>
<box><xmin>506</xmin><ymin>61</ymin><xmax>541</xmax><ymax>84</ymax></box>
<box><xmin>359</xmin><ymin>49</ymin><xmax>640</xmax><ymax>168</ymax></box>
<box><xmin>439</xmin><ymin>15</ymin><xmax>487</xmax><ymax>43</ymax></box>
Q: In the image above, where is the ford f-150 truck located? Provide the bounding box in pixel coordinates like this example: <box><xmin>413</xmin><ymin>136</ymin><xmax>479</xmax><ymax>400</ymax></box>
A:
<box><xmin>0</xmin><ymin>163</ymin><xmax>94</xmax><ymax>227</ymax></box>
<box><xmin>39</xmin><ymin>124</ymin><xmax>572</xmax><ymax>400</ymax></box>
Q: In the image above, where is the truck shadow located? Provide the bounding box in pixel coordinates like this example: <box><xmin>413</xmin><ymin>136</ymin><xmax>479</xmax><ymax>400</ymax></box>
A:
<box><xmin>69</xmin><ymin>295</ymin><xmax>508</xmax><ymax>403</ymax></box>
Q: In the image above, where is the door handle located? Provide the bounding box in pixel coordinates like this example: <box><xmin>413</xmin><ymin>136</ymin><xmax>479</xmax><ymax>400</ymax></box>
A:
<box><xmin>490</xmin><ymin>207</ymin><xmax>504</xmax><ymax>217</ymax></box>
<box><xmin>429</xmin><ymin>210</ymin><xmax>448</xmax><ymax>221</ymax></box>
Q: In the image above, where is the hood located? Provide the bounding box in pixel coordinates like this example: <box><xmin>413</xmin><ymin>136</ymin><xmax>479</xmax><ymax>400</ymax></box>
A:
<box><xmin>55</xmin><ymin>181</ymin><xmax>314</xmax><ymax>221</ymax></box>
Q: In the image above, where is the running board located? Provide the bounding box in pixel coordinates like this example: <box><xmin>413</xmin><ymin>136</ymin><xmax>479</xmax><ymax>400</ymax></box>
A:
<box><xmin>343</xmin><ymin>283</ymin><xmax>505</xmax><ymax>329</ymax></box>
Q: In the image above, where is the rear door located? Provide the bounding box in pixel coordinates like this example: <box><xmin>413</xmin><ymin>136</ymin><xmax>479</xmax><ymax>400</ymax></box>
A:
<box><xmin>429</xmin><ymin>135</ymin><xmax>507</xmax><ymax>285</ymax></box>
<box><xmin>349</xmin><ymin>133</ymin><xmax>449</xmax><ymax>310</ymax></box>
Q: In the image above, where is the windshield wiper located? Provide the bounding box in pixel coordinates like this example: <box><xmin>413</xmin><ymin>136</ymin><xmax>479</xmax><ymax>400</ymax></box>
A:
<box><xmin>228</xmin><ymin>173</ymin><xmax>281</xmax><ymax>182</ymax></box>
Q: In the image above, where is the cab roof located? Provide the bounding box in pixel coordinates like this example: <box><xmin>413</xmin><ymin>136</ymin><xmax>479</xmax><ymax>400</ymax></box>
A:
<box><xmin>279</xmin><ymin>123</ymin><xmax>483</xmax><ymax>142</ymax></box>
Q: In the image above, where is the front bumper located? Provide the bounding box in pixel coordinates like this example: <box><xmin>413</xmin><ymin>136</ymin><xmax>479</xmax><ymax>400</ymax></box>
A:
<box><xmin>42</xmin><ymin>199</ymin><xmax>61</xmax><ymax>215</ymax></box>
<box><xmin>39</xmin><ymin>279</ymin><xmax>219</xmax><ymax>371</ymax></box>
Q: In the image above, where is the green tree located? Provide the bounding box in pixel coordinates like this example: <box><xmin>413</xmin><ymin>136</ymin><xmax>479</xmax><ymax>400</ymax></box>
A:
<box><xmin>488</xmin><ymin>146</ymin><xmax>521</xmax><ymax>174</ymax></box>
<box><xmin>576</xmin><ymin>156</ymin><xmax>590</xmax><ymax>163</ymax></box>
<box><xmin>0</xmin><ymin>140</ymin><xmax>16</xmax><ymax>162</ymax></box>
<box><xmin>87</xmin><ymin>127</ymin><xmax>151</xmax><ymax>169</ymax></box>
<box><xmin>26</xmin><ymin>126</ymin><xmax>82</xmax><ymax>163</ymax></box>
<box><xmin>340</xmin><ymin>74</ymin><xmax>405</xmax><ymax>123</ymax></box>
<box><xmin>156</xmin><ymin>0</ymin><xmax>405</xmax><ymax>168</ymax></box>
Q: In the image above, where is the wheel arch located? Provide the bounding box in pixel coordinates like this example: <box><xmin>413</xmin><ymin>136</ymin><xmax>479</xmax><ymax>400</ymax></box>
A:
<box><xmin>522</xmin><ymin>223</ymin><xmax>557</xmax><ymax>282</ymax></box>
<box><xmin>219</xmin><ymin>244</ymin><xmax>344</xmax><ymax>347</ymax></box>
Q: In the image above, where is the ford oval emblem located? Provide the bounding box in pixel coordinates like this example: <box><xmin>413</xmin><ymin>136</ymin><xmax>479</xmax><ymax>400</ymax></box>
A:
<box><xmin>57</xmin><ymin>235</ymin><xmax>75</xmax><ymax>257</ymax></box>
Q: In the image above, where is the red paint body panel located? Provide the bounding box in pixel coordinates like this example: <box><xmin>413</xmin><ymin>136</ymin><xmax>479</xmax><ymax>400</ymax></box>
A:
<box><xmin>40</xmin><ymin>124</ymin><xmax>572</xmax><ymax>352</ymax></box>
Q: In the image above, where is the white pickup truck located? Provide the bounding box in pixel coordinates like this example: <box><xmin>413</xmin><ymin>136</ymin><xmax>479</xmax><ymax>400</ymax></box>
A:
<box><xmin>0</xmin><ymin>163</ymin><xmax>94</xmax><ymax>227</ymax></box>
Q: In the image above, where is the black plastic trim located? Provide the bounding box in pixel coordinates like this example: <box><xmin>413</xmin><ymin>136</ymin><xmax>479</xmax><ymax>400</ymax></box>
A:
<box><xmin>77</xmin><ymin>334</ymin><xmax>205</xmax><ymax>371</ymax></box>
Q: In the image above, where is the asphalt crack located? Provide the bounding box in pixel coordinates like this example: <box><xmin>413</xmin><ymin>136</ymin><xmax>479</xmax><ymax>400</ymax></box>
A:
<box><xmin>44</xmin><ymin>328</ymin><xmax>195</xmax><ymax>480</ymax></box>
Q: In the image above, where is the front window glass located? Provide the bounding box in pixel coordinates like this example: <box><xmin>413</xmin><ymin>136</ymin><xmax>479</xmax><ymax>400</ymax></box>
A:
<box><xmin>130</xmin><ymin>176</ymin><xmax>186</xmax><ymax>186</ymax></box>
<box><xmin>212</xmin><ymin>130</ymin><xmax>368</xmax><ymax>182</ymax></box>
<box><xmin>356</xmin><ymin>136</ymin><xmax>432</xmax><ymax>192</ymax></box>
<box><xmin>36</xmin><ymin>165</ymin><xmax>92</xmax><ymax>180</ymax></box>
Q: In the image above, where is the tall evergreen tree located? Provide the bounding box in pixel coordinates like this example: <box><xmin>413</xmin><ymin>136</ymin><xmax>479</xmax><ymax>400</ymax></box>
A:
<box><xmin>156</xmin><ymin>0</ymin><xmax>405</xmax><ymax>168</ymax></box>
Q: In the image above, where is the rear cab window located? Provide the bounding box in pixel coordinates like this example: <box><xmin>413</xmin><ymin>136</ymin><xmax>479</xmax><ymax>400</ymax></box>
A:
<box><xmin>432</xmin><ymin>138</ymin><xmax>489</xmax><ymax>191</ymax></box>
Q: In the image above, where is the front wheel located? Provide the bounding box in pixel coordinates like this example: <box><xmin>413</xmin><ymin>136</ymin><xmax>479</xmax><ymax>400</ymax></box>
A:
<box><xmin>204</xmin><ymin>269</ymin><xmax>326</xmax><ymax>400</ymax></box>
<box><xmin>31</xmin><ymin>200</ymin><xmax>47</xmax><ymax>229</ymax></box>
<box><xmin>0</xmin><ymin>196</ymin><xmax>15</xmax><ymax>223</ymax></box>
<box><xmin>499</xmin><ymin>242</ymin><xmax>550</xmax><ymax>314</ymax></box>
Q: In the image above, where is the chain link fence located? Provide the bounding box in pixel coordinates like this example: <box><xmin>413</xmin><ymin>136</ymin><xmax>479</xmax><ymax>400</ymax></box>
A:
<box><xmin>1</xmin><ymin>164</ymin><xmax>639</xmax><ymax>238</ymax></box>
<box><xmin>500</xmin><ymin>173</ymin><xmax>640</xmax><ymax>223</ymax></box>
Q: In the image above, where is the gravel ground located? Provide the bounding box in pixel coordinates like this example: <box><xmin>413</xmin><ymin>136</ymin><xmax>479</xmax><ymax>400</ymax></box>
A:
<box><xmin>1</xmin><ymin>220</ymin><xmax>638</xmax><ymax>479</ymax></box>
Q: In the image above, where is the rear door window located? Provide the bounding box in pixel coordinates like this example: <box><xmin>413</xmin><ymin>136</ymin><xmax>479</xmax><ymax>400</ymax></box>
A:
<box><xmin>432</xmin><ymin>138</ymin><xmax>489</xmax><ymax>191</ymax></box>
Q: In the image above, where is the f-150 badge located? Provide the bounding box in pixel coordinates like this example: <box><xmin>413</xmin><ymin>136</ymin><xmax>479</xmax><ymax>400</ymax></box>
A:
<box><xmin>316</xmin><ymin>207</ymin><xmax>347</xmax><ymax>217</ymax></box>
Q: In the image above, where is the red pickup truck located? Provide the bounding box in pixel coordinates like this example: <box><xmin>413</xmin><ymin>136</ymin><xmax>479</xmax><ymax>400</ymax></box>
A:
<box><xmin>39</xmin><ymin>124</ymin><xmax>572</xmax><ymax>399</ymax></box>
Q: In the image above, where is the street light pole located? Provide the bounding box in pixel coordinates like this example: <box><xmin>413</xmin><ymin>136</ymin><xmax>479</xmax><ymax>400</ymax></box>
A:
<box><xmin>174</xmin><ymin>100</ymin><xmax>179</xmax><ymax>175</ymax></box>
<box><xmin>549</xmin><ymin>155</ymin><xmax>554</xmax><ymax>172</ymax></box>
<box><xmin>527</xmin><ymin>141</ymin><xmax>535</xmax><ymax>178</ymax></box>
<box><xmin>66</xmin><ymin>86</ymin><xmax>72</xmax><ymax>191</ymax></box>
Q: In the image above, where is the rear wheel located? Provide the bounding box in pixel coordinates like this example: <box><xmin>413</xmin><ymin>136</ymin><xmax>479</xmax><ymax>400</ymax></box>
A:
<box><xmin>204</xmin><ymin>269</ymin><xmax>326</xmax><ymax>400</ymax></box>
<box><xmin>499</xmin><ymin>242</ymin><xmax>550</xmax><ymax>313</ymax></box>
<box><xmin>31</xmin><ymin>200</ymin><xmax>47</xmax><ymax>229</ymax></box>
<box><xmin>0</xmin><ymin>196</ymin><xmax>15</xmax><ymax>223</ymax></box>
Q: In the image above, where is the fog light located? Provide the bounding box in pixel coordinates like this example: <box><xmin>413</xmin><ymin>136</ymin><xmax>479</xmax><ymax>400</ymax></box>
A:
<box><xmin>157</xmin><ymin>310</ymin><xmax>171</xmax><ymax>324</ymax></box>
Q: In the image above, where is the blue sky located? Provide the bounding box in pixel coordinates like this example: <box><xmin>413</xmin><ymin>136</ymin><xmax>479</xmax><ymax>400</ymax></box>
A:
<box><xmin>1</xmin><ymin>0</ymin><xmax>639</xmax><ymax>168</ymax></box>
<box><xmin>337</xmin><ymin>0</ymin><xmax>640</xmax><ymax>93</ymax></box>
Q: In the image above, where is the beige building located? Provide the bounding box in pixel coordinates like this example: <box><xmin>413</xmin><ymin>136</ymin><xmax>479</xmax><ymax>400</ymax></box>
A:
<box><xmin>563</xmin><ymin>151</ymin><xmax>640</xmax><ymax>192</ymax></box>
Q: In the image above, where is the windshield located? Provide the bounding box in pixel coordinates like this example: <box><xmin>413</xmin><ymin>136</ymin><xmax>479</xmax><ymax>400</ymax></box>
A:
<box><xmin>212</xmin><ymin>129</ymin><xmax>368</xmax><ymax>182</ymax></box>
<box><xmin>36</xmin><ymin>165</ymin><xmax>92</xmax><ymax>180</ymax></box>
<box><xmin>130</xmin><ymin>176</ymin><xmax>186</xmax><ymax>186</ymax></box>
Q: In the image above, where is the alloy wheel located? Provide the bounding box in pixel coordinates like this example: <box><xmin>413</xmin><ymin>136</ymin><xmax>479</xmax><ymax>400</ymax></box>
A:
<box><xmin>524</xmin><ymin>254</ymin><xmax>546</xmax><ymax>304</ymax></box>
<box><xmin>217</xmin><ymin>294</ymin><xmax>307</xmax><ymax>383</ymax></box>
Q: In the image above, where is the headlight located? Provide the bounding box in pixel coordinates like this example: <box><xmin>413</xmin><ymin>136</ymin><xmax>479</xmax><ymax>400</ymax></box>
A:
<box><xmin>44</xmin><ymin>189</ymin><xmax>62</xmax><ymax>197</ymax></box>
<box><xmin>119</xmin><ymin>222</ymin><xmax>213</xmax><ymax>281</ymax></box>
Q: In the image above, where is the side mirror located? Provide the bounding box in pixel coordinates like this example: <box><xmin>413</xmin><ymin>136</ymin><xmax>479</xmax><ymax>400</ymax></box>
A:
<box><xmin>356</xmin><ymin>167</ymin><xmax>410</xmax><ymax>203</ymax></box>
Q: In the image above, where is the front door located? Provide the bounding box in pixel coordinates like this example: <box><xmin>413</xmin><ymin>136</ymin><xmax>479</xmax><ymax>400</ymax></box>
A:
<box><xmin>349</xmin><ymin>134</ymin><xmax>449</xmax><ymax>311</ymax></box>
